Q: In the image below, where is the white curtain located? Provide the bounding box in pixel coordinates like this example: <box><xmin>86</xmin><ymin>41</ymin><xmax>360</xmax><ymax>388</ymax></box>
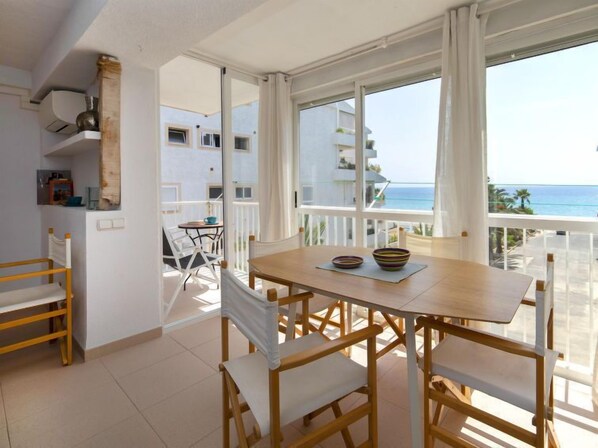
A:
<box><xmin>433</xmin><ymin>4</ymin><xmax>489</xmax><ymax>264</ymax></box>
<box><xmin>258</xmin><ymin>73</ymin><xmax>293</xmax><ymax>241</ymax></box>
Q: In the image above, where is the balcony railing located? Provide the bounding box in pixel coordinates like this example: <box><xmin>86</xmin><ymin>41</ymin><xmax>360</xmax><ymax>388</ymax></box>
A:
<box><xmin>160</xmin><ymin>197</ymin><xmax>597</xmax><ymax>382</ymax></box>
<box><xmin>298</xmin><ymin>206</ymin><xmax>598</xmax><ymax>384</ymax></box>
<box><xmin>161</xmin><ymin>200</ymin><xmax>259</xmax><ymax>272</ymax></box>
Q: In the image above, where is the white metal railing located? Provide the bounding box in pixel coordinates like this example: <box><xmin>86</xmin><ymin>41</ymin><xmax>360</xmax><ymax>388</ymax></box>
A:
<box><xmin>161</xmin><ymin>200</ymin><xmax>259</xmax><ymax>270</ymax></box>
<box><xmin>299</xmin><ymin>206</ymin><xmax>598</xmax><ymax>383</ymax></box>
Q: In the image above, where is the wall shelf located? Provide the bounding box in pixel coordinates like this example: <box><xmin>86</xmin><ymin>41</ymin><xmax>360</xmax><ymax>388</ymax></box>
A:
<box><xmin>43</xmin><ymin>131</ymin><xmax>101</xmax><ymax>157</ymax></box>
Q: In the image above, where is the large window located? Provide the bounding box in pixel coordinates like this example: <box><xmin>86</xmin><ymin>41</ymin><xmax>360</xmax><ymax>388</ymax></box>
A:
<box><xmin>299</xmin><ymin>100</ymin><xmax>356</xmax><ymax>208</ymax></box>
<box><xmin>487</xmin><ymin>42</ymin><xmax>598</xmax><ymax>218</ymax></box>
<box><xmin>364</xmin><ymin>78</ymin><xmax>440</xmax><ymax>211</ymax></box>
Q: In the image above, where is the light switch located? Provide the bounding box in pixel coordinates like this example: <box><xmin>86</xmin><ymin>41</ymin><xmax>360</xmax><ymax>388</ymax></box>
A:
<box><xmin>112</xmin><ymin>218</ymin><xmax>125</xmax><ymax>229</ymax></box>
<box><xmin>97</xmin><ymin>219</ymin><xmax>112</xmax><ymax>230</ymax></box>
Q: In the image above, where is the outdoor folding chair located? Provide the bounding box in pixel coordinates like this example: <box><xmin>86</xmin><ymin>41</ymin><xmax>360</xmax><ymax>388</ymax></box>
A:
<box><xmin>162</xmin><ymin>226</ymin><xmax>221</xmax><ymax>319</ymax></box>
<box><xmin>220</xmin><ymin>260</ymin><xmax>382</xmax><ymax>447</ymax></box>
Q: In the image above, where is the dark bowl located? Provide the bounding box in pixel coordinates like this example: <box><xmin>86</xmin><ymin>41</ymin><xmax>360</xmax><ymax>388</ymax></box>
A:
<box><xmin>372</xmin><ymin>248</ymin><xmax>410</xmax><ymax>271</ymax></box>
<box><xmin>332</xmin><ymin>255</ymin><xmax>364</xmax><ymax>269</ymax></box>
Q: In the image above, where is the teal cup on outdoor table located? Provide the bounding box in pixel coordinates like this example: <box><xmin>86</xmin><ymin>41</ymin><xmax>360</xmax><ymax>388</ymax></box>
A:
<box><xmin>204</xmin><ymin>216</ymin><xmax>218</xmax><ymax>225</ymax></box>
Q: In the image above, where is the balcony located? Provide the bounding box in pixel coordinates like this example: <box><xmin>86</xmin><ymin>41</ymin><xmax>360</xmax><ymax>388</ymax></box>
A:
<box><xmin>332</xmin><ymin>131</ymin><xmax>356</xmax><ymax>147</ymax></box>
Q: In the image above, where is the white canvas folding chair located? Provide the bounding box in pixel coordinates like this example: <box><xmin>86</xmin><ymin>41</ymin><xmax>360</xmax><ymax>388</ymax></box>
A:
<box><xmin>162</xmin><ymin>226</ymin><xmax>221</xmax><ymax>319</ymax></box>
<box><xmin>220</xmin><ymin>260</ymin><xmax>382</xmax><ymax>447</ymax></box>
<box><xmin>248</xmin><ymin>228</ymin><xmax>345</xmax><ymax>341</ymax></box>
<box><xmin>419</xmin><ymin>254</ymin><xmax>559</xmax><ymax>447</ymax></box>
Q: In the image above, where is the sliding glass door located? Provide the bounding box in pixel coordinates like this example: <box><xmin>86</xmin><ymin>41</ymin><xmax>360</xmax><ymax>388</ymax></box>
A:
<box><xmin>221</xmin><ymin>69</ymin><xmax>260</xmax><ymax>270</ymax></box>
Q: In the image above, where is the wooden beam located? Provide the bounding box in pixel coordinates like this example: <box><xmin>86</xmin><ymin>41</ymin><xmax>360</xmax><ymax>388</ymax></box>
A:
<box><xmin>97</xmin><ymin>55</ymin><xmax>121</xmax><ymax>209</ymax></box>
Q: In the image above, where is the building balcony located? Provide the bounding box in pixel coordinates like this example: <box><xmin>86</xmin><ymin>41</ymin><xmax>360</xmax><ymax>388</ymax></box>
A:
<box><xmin>365</xmin><ymin>149</ymin><xmax>377</xmax><ymax>159</ymax></box>
<box><xmin>332</xmin><ymin>131</ymin><xmax>356</xmax><ymax>147</ymax></box>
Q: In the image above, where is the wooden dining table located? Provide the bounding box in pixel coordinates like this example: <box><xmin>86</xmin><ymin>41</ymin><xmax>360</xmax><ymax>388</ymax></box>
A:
<box><xmin>249</xmin><ymin>245</ymin><xmax>533</xmax><ymax>448</ymax></box>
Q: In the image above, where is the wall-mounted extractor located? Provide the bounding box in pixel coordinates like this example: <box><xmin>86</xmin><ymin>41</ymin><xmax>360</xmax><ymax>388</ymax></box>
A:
<box><xmin>39</xmin><ymin>90</ymin><xmax>86</xmax><ymax>134</ymax></box>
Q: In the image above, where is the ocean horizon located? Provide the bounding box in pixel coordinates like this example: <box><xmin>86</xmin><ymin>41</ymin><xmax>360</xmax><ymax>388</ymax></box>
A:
<box><xmin>376</xmin><ymin>184</ymin><xmax>598</xmax><ymax>218</ymax></box>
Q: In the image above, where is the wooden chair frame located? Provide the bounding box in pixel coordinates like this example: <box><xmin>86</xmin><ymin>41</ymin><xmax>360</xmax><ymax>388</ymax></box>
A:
<box><xmin>220</xmin><ymin>261</ymin><xmax>382</xmax><ymax>448</ymax></box>
<box><xmin>419</xmin><ymin>254</ymin><xmax>559</xmax><ymax>448</ymax></box>
<box><xmin>248</xmin><ymin>228</ymin><xmax>346</xmax><ymax>341</ymax></box>
<box><xmin>0</xmin><ymin>228</ymin><xmax>72</xmax><ymax>365</ymax></box>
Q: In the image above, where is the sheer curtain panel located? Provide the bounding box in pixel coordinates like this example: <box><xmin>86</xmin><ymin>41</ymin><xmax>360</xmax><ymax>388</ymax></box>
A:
<box><xmin>433</xmin><ymin>4</ymin><xmax>489</xmax><ymax>264</ymax></box>
<box><xmin>258</xmin><ymin>73</ymin><xmax>293</xmax><ymax>241</ymax></box>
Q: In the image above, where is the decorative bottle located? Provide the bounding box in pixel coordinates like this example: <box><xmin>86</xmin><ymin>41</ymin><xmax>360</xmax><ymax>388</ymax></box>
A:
<box><xmin>76</xmin><ymin>96</ymin><xmax>100</xmax><ymax>132</ymax></box>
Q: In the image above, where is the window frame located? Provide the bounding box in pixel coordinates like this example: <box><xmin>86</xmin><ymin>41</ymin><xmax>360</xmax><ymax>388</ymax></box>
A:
<box><xmin>234</xmin><ymin>184</ymin><xmax>254</xmax><ymax>201</ymax></box>
<box><xmin>199</xmin><ymin>128</ymin><xmax>222</xmax><ymax>150</ymax></box>
<box><xmin>165</xmin><ymin>124</ymin><xmax>192</xmax><ymax>147</ymax></box>
<box><xmin>207</xmin><ymin>185</ymin><xmax>224</xmax><ymax>200</ymax></box>
<box><xmin>234</xmin><ymin>134</ymin><xmax>252</xmax><ymax>152</ymax></box>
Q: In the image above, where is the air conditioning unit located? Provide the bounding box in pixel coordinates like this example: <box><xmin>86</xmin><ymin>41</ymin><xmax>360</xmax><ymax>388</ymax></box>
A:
<box><xmin>39</xmin><ymin>90</ymin><xmax>86</xmax><ymax>134</ymax></box>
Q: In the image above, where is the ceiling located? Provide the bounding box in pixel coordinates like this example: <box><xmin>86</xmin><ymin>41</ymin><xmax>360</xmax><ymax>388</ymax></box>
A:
<box><xmin>0</xmin><ymin>0</ymin><xmax>76</xmax><ymax>70</ymax></box>
<box><xmin>191</xmin><ymin>0</ymin><xmax>477</xmax><ymax>74</ymax></box>
<box><xmin>0</xmin><ymin>0</ymin><xmax>482</xmax><ymax>109</ymax></box>
<box><xmin>163</xmin><ymin>0</ymin><xmax>478</xmax><ymax>114</ymax></box>
<box><xmin>160</xmin><ymin>56</ymin><xmax>260</xmax><ymax>115</ymax></box>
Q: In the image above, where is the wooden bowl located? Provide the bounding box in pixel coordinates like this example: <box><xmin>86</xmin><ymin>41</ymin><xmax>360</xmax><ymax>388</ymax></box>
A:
<box><xmin>372</xmin><ymin>248</ymin><xmax>410</xmax><ymax>271</ymax></box>
<box><xmin>332</xmin><ymin>255</ymin><xmax>364</xmax><ymax>269</ymax></box>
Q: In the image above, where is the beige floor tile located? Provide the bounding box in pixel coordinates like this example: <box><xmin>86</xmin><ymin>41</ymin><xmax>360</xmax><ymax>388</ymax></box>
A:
<box><xmin>163</xmin><ymin>271</ymin><xmax>221</xmax><ymax>325</ymax></box>
<box><xmin>8</xmin><ymin>381</ymin><xmax>137</xmax><ymax>448</ymax></box>
<box><xmin>168</xmin><ymin>317</ymin><xmax>221</xmax><ymax>349</ymax></box>
<box><xmin>0</xmin><ymin>342</ymin><xmax>79</xmax><ymax>384</ymax></box>
<box><xmin>191</xmin><ymin>328</ymin><xmax>248</xmax><ymax>371</ymax></box>
<box><xmin>74</xmin><ymin>414</ymin><xmax>165</xmax><ymax>448</ymax></box>
<box><xmin>143</xmin><ymin>374</ymin><xmax>222</xmax><ymax>448</ymax></box>
<box><xmin>2</xmin><ymin>358</ymin><xmax>113</xmax><ymax>424</ymax></box>
<box><xmin>117</xmin><ymin>351</ymin><xmax>214</xmax><ymax>410</ymax></box>
<box><xmin>100</xmin><ymin>335</ymin><xmax>185</xmax><ymax>378</ymax></box>
<box><xmin>377</xmin><ymin>356</ymin><xmax>424</xmax><ymax>411</ymax></box>
<box><xmin>0</xmin><ymin>426</ymin><xmax>8</xmax><ymax>448</ymax></box>
<box><xmin>293</xmin><ymin>394</ymin><xmax>411</xmax><ymax>448</ymax></box>
<box><xmin>194</xmin><ymin>420</ymin><xmax>318</xmax><ymax>448</ymax></box>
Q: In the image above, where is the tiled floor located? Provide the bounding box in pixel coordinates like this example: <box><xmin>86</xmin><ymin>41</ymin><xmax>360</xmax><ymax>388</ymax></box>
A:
<box><xmin>162</xmin><ymin>269</ymin><xmax>222</xmax><ymax>325</ymax></box>
<box><xmin>0</xmin><ymin>317</ymin><xmax>596</xmax><ymax>447</ymax></box>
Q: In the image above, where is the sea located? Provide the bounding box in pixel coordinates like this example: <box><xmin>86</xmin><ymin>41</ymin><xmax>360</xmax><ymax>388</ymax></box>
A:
<box><xmin>376</xmin><ymin>185</ymin><xmax>598</xmax><ymax>218</ymax></box>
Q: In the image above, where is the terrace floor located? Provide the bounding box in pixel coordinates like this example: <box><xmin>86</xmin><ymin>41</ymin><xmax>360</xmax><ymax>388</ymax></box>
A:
<box><xmin>0</xmin><ymin>314</ymin><xmax>596</xmax><ymax>447</ymax></box>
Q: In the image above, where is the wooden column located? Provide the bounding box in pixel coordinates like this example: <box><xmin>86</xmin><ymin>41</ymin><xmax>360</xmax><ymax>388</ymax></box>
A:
<box><xmin>97</xmin><ymin>55</ymin><xmax>121</xmax><ymax>209</ymax></box>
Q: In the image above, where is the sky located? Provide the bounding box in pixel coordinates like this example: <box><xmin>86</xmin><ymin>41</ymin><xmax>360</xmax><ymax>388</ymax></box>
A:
<box><xmin>364</xmin><ymin>40</ymin><xmax>598</xmax><ymax>186</ymax></box>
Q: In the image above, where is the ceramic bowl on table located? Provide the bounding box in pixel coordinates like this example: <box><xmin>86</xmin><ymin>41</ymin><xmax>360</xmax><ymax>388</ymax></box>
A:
<box><xmin>332</xmin><ymin>255</ymin><xmax>364</xmax><ymax>269</ymax></box>
<box><xmin>372</xmin><ymin>248</ymin><xmax>410</xmax><ymax>271</ymax></box>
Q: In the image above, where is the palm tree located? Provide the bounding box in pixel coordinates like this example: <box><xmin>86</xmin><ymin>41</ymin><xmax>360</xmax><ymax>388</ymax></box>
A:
<box><xmin>513</xmin><ymin>189</ymin><xmax>531</xmax><ymax>210</ymax></box>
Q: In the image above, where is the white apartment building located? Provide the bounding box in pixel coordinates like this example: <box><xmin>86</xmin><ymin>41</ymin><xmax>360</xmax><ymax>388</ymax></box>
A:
<box><xmin>160</xmin><ymin>100</ymin><xmax>386</xmax><ymax>209</ymax></box>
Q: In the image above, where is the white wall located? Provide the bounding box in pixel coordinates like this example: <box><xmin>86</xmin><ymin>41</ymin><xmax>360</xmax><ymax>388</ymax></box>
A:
<box><xmin>160</xmin><ymin>102</ymin><xmax>259</xmax><ymax>203</ymax></box>
<box><xmin>0</xmin><ymin>93</ymin><xmax>43</xmax><ymax>291</ymax></box>
<box><xmin>83</xmin><ymin>64</ymin><xmax>162</xmax><ymax>349</ymax></box>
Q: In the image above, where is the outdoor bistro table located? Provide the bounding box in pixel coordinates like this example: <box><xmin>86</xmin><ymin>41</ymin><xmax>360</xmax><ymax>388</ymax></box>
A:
<box><xmin>178</xmin><ymin>220</ymin><xmax>224</xmax><ymax>254</ymax></box>
<box><xmin>249</xmin><ymin>245</ymin><xmax>533</xmax><ymax>448</ymax></box>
